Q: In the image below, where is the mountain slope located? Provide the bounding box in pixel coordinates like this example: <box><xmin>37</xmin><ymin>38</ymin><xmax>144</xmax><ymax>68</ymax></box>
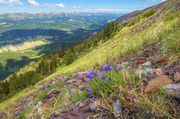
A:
<box><xmin>0</xmin><ymin>0</ymin><xmax>179</xmax><ymax>118</ymax></box>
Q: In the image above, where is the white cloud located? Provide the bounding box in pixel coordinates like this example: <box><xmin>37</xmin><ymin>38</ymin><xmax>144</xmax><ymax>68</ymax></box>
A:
<box><xmin>77</xmin><ymin>8</ymin><xmax>136</xmax><ymax>13</ymax></box>
<box><xmin>0</xmin><ymin>0</ymin><xmax>22</xmax><ymax>5</ymax></box>
<box><xmin>93</xmin><ymin>8</ymin><xmax>133</xmax><ymax>13</ymax></box>
<box><xmin>44</xmin><ymin>3</ymin><xmax>65</xmax><ymax>8</ymax></box>
<box><xmin>27</xmin><ymin>0</ymin><xmax>39</xmax><ymax>7</ymax></box>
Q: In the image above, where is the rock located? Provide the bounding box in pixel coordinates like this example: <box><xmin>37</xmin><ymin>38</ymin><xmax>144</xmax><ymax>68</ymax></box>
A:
<box><xmin>164</xmin><ymin>83</ymin><xmax>180</xmax><ymax>102</ymax></box>
<box><xmin>73</xmin><ymin>72</ymin><xmax>87</xmax><ymax>80</ymax></box>
<box><xmin>151</xmin><ymin>56</ymin><xmax>168</xmax><ymax>64</ymax></box>
<box><xmin>89</xmin><ymin>100</ymin><xmax>100</xmax><ymax>112</ymax></box>
<box><xmin>153</xmin><ymin>68</ymin><xmax>163</xmax><ymax>76</ymax></box>
<box><xmin>46</xmin><ymin>88</ymin><xmax>60</xmax><ymax>98</ymax></box>
<box><xmin>142</xmin><ymin>61</ymin><xmax>151</xmax><ymax>69</ymax></box>
<box><xmin>136</xmin><ymin>59</ymin><xmax>145</xmax><ymax>64</ymax></box>
<box><xmin>113</xmin><ymin>100</ymin><xmax>122</xmax><ymax>117</ymax></box>
<box><xmin>78</xmin><ymin>102</ymin><xmax>85</xmax><ymax>108</ymax></box>
<box><xmin>0</xmin><ymin>112</ymin><xmax>7</xmax><ymax>119</ymax></box>
<box><xmin>144</xmin><ymin>75</ymin><xmax>172</xmax><ymax>93</ymax></box>
<box><xmin>174</xmin><ymin>72</ymin><xmax>180</xmax><ymax>82</ymax></box>
<box><xmin>78</xmin><ymin>84</ymin><xmax>85</xmax><ymax>90</ymax></box>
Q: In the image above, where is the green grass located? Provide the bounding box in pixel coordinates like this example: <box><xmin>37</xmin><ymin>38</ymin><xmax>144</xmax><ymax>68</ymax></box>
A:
<box><xmin>70</xmin><ymin>88</ymin><xmax>88</xmax><ymax>103</ymax></box>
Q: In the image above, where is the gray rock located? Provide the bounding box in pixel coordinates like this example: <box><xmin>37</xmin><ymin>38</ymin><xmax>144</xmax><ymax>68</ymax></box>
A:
<box><xmin>164</xmin><ymin>83</ymin><xmax>180</xmax><ymax>101</ymax></box>
<box><xmin>89</xmin><ymin>100</ymin><xmax>100</xmax><ymax>112</ymax></box>
<box><xmin>113</xmin><ymin>100</ymin><xmax>122</xmax><ymax>117</ymax></box>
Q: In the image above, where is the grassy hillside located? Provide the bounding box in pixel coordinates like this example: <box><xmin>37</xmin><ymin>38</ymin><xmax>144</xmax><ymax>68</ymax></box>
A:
<box><xmin>44</xmin><ymin>0</ymin><xmax>180</xmax><ymax>77</ymax></box>
<box><xmin>0</xmin><ymin>0</ymin><xmax>179</xmax><ymax>118</ymax></box>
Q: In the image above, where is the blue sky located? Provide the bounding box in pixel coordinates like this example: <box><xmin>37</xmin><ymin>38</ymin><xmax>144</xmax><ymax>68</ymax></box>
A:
<box><xmin>0</xmin><ymin>0</ymin><xmax>165</xmax><ymax>13</ymax></box>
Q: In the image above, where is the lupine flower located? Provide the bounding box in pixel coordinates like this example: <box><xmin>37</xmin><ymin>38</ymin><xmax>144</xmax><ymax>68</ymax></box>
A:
<box><xmin>86</xmin><ymin>87</ymin><xmax>92</xmax><ymax>95</ymax></box>
<box><xmin>93</xmin><ymin>71</ymin><xmax>99</xmax><ymax>77</ymax></box>
<box><xmin>41</xmin><ymin>87</ymin><xmax>45</xmax><ymax>91</ymax></box>
<box><xmin>41</xmin><ymin>84</ymin><xmax>50</xmax><ymax>90</ymax></box>
<box><xmin>101</xmin><ymin>75</ymin><xmax>106</xmax><ymax>81</ymax></box>
<box><xmin>102</xmin><ymin>64</ymin><xmax>113</xmax><ymax>72</ymax></box>
<box><xmin>92</xmin><ymin>96</ymin><xmax>95</xmax><ymax>101</ymax></box>
<box><xmin>88</xmin><ymin>72</ymin><xmax>93</xmax><ymax>80</ymax></box>
<box><xmin>87</xmin><ymin>71</ymin><xmax>98</xmax><ymax>80</ymax></box>
<box><xmin>46</xmin><ymin>84</ymin><xmax>50</xmax><ymax>88</ymax></box>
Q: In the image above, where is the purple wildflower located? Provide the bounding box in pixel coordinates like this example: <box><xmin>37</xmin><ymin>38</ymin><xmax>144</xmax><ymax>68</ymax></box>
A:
<box><xmin>46</xmin><ymin>84</ymin><xmax>50</xmax><ymax>88</ymax></box>
<box><xmin>41</xmin><ymin>87</ymin><xmax>45</xmax><ymax>91</ymax></box>
<box><xmin>102</xmin><ymin>64</ymin><xmax>113</xmax><ymax>72</ymax></box>
<box><xmin>92</xmin><ymin>96</ymin><xmax>96</xmax><ymax>101</ymax></box>
<box><xmin>88</xmin><ymin>72</ymin><xmax>93</xmax><ymax>80</ymax></box>
<box><xmin>101</xmin><ymin>75</ymin><xmax>106</xmax><ymax>81</ymax></box>
<box><xmin>87</xmin><ymin>71</ymin><xmax>98</xmax><ymax>80</ymax></box>
<box><xmin>86</xmin><ymin>87</ymin><xmax>92</xmax><ymax>95</ymax></box>
<box><xmin>93</xmin><ymin>71</ymin><xmax>99</xmax><ymax>77</ymax></box>
<box><xmin>41</xmin><ymin>84</ymin><xmax>50</xmax><ymax>91</ymax></box>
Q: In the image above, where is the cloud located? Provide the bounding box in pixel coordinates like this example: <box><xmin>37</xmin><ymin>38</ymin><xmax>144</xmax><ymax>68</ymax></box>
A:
<box><xmin>93</xmin><ymin>8</ymin><xmax>134</xmax><ymax>13</ymax></box>
<box><xmin>27</xmin><ymin>0</ymin><xmax>65</xmax><ymax>8</ymax></box>
<box><xmin>44</xmin><ymin>3</ymin><xmax>65</xmax><ymax>8</ymax></box>
<box><xmin>27</xmin><ymin>0</ymin><xmax>39</xmax><ymax>7</ymax></box>
<box><xmin>0</xmin><ymin>0</ymin><xmax>23</xmax><ymax>5</ymax></box>
<box><xmin>75</xmin><ymin>8</ymin><xmax>136</xmax><ymax>13</ymax></box>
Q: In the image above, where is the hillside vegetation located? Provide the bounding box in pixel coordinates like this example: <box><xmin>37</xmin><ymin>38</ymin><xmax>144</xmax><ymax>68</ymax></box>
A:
<box><xmin>0</xmin><ymin>0</ymin><xmax>179</xmax><ymax>118</ymax></box>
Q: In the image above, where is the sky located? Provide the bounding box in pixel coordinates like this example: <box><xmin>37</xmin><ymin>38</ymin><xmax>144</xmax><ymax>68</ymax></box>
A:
<box><xmin>0</xmin><ymin>0</ymin><xmax>166</xmax><ymax>13</ymax></box>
